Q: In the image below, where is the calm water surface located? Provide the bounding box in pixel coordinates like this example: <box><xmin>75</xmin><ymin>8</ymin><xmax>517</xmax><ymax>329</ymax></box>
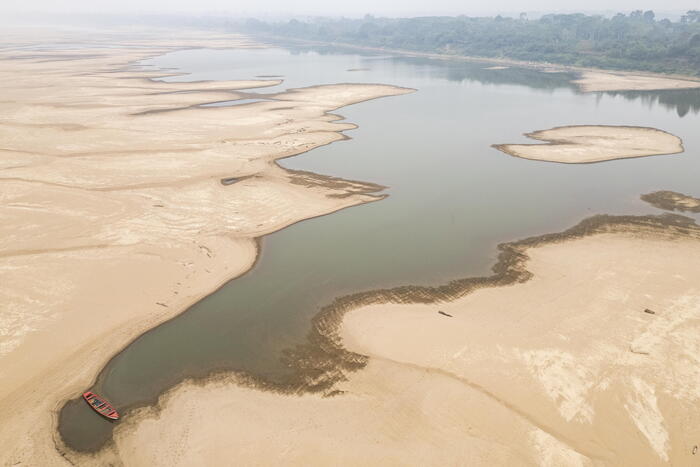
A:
<box><xmin>59</xmin><ymin>45</ymin><xmax>700</xmax><ymax>451</ymax></box>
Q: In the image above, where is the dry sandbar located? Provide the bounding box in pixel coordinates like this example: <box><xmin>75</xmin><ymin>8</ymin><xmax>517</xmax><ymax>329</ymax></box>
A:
<box><xmin>104</xmin><ymin>214</ymin><xmax>700</xmax><ymax>466</ymax></box>
<box><xmin>574</xmin><ymin>71</ymin><xmax>700</xmax><ymax>93</ymax></box>
<box><xmin>0</xmin><ymin>27</ymin><xmax>412</xmax><ymax>467</ymax></box>
<box><xmin>493</xmin><ymin>125</ymin><xmax>684</xmax><ymax>164</ymax></box>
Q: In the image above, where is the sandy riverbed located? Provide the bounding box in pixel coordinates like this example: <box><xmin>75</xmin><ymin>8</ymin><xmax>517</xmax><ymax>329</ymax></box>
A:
<box><xmin>105</xmin><ymin>214</ymin><xmax>700</xmax><ymax>466</ymax></box>
<box><xmin>4</xmin><ymin>26</ymin><xmax>700</xmax><ymax>467</ymax></box>
<box><xmin>0</xmin><ymin>27</ymin><xmax>412</xmax><ymax>466</ymax></box>
<box><xmin>493</xmin><ymin>125</ymin><xmax>684</xmax><ymax>164</ymax></box>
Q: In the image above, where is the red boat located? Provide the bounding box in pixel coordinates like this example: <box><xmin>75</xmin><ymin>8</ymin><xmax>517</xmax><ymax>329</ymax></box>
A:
<box><xmin>82</xmin><ymin>391</ymin><xmax>120</xmax><ymax>420</ymax></box>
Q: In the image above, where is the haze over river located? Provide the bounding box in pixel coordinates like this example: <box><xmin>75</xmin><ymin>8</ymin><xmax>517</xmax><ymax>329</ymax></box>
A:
<box><xmin>59</xmin><ymin>44</ymin><xmax>700</xmax><ymax>451</ymax></box>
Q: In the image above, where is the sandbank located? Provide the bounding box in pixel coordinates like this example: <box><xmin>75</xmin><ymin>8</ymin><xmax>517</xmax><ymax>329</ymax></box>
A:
<box><xmin>574</xmin><ymin>71</ymin><xmax>700</xmax><ymax>93</ymax></box>
<box><xmin>642</xmin><ymin>191</ymin><xmax>700</xmax><ymax>213</ymax></box>
<box><xmin>104</xmin><ymin>214</ymin><xmax>700</xmax><ymax>466</ymax></box>
<box><xmin>0</xmin><ymin>27</ymin><xmax>412</xmax><ymax>466</ymax></box>
<box><xmin>267</xmin><ymin>37</ymin><xmax>700</xmax><ymax>92</ymax></box>
<box><xmin>493</xmin><ymin>125</ymin><xmax>684</xmax><ymax>164</ymax></box>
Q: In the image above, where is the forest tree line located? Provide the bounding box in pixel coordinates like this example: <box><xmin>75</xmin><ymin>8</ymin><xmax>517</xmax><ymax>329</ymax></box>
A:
<box><xmin>238</xmin><ymin>11</ymin><xmax>700</xmax><ymax>75</ymax></box>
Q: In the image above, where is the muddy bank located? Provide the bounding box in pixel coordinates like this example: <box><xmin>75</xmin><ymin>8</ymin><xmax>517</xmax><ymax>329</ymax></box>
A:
<box><xmin>642</xmin><ymin>190</ymin><xmax>700</xmax><ymax>213</ymax></box>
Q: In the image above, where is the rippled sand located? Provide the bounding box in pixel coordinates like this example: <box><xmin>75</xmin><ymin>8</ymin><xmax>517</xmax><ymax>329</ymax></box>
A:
<box><xmin>0</xmin><ymin>27</ymin><xmax>412</xmax><ymax>466</ymax></box>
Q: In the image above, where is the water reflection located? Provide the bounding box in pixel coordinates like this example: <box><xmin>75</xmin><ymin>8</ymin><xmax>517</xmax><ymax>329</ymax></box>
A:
<box><xmin>59</xmin><ymin>43</ymin><xmax>700</xmax><ymax>452</ymax></box>
<box><xmin>602</xmin><ymin>89</ymin><xmax>700</xmax><ymax>118</ymax></box>
<box><xmin>283</xmin><ymin>42</ymin><xmax>700</xmax><ymax>116</ymax></box>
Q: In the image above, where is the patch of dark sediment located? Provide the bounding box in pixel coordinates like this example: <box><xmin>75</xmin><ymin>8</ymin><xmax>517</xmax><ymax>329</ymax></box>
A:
<box><xmin>55</xmin><ymin>169</ymin><xmax>388</xmax><ymax>456</ymax></box>
<box><xmin>280</xmin><ymin>213</ymin><xmax>700</xmax><ymax>393</ymax></box>
<box><xmin>57</xmin><ymin>213</ymin><xmax>700</xmax><ymax>461</ymax></box>
<box><xmin>113</xmin><ymin>214</ymin><xmax>700</xmax><ymax>397</ymax></box>
<box><xmin>641</xmin><ymin>190</ymin><xmax>700</xmax><ymax>213</ymax></box>
<box><xmin>287</xmin><ymin>169</ymin><xmax>386</xmax><ymax>199</ymax></box>
<box><xmin>220</xmin><ymin>176</ymin><xmax>240</xmax><ymax>185</ymax></box>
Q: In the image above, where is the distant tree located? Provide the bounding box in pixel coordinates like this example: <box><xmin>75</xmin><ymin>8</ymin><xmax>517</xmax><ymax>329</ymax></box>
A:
<box><xmin>519</xmin><ymin>12</ymin><xmax>528</xmax><ymax>21</ymax></box>
<box><xmin>240</xmin><ymin>12</ymin><xmax>700</xmax><ymax>76</ymax></box>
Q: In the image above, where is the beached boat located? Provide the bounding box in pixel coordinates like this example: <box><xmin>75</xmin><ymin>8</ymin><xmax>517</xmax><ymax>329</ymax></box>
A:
<box><xmin>82</xmin><ymin>391</ymin><xmax>120</xmax><ymax>420</ymax></box>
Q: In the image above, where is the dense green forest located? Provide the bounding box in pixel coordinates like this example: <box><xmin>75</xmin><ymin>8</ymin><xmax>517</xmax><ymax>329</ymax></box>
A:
<box><xmin>239</xmin><ymin>11</ymin><xmax>700</xmax><ymax>76</ymax></box>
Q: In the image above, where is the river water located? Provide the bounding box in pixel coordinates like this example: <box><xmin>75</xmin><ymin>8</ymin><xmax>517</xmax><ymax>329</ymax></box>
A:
<box><xmin>58</xmin><ymin>44</ymin><xmax>700</xmax><ymax>451</ymax></box>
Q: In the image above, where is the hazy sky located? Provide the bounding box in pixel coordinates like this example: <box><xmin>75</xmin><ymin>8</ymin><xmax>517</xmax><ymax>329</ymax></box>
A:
<box><xmin>1</xmin><ymin>0</ymin><xmax>697</xmax><ymax>16</ymax></box>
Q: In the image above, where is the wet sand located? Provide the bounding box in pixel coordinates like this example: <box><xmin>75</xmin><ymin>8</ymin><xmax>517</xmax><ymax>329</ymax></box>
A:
<box><xmin>0</xmin><ymin>28</ymin><xmax>412</xmax><ymax>466</ymax></box>
<box><xmin>105</xmin><ymin>214</ymin><xmax>700</xmax><ymax>466</ymax></box>
<box><xmin>493</xmin><ymin>125</ymin><xmax>684</xmax><ymax>164</ymax></box>
<box><xmin>642</xmin><ymin>191</ymin><xmax>700</xmax><ymax>213</ymax></box>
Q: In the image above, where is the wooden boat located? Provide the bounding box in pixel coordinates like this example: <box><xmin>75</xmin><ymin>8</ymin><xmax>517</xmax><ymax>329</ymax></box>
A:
<box><xmin>82</xmin><ymin>391</ymin><xmax>120</xmax><ymax>420</ymax></box>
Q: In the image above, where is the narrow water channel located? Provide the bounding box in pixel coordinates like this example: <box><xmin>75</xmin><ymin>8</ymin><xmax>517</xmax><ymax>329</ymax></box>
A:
<box><xmin>58</xmin><ymin>45</ymin><xmax>700</xmax><ymax>451</ymax></box>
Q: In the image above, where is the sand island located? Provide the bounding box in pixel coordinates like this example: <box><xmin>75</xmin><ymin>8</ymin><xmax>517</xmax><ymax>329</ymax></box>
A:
<box><xmin>642</xmin><ymin>191</ymin><xmax>700</xmax><ymax>213</ymax></box>
<box><xmin>493</xmin><ymin>125</ymin><xmax>684</xmax><ymax>164</ymax></box>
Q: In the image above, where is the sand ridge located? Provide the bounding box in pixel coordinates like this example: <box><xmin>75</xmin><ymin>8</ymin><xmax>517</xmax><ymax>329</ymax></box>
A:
<box><xmin>0</xmin><ymin>27</ymin><xmax>413</xmax><ymax>466</ymax></box>
<box><xmin>493</xmin><ymin>125</ymin><xmax>684</xmax><ymax>164</ymax></box>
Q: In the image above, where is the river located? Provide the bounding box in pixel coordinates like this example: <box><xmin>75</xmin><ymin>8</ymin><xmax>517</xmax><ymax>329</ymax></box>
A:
<box><xmin>58</xmin><ymin>44</ymin><xmax>700</xmax><ymax>451</ymax></box>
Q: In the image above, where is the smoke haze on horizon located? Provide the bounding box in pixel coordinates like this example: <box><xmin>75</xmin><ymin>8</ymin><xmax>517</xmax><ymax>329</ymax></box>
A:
<box><xmin>1</xmin><ymin>0</ymin><xmax>698</xmax><ymax>17</ymax></box>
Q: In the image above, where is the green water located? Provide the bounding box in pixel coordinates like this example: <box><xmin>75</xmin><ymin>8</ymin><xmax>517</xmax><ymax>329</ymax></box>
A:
<box><xmin>58</xmin><ymin>45</ymin><xmax>700</xmax><ymax>451</ymax></box>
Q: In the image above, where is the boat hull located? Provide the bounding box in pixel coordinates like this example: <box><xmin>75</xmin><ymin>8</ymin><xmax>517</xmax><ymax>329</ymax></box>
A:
<box><xmin>82</xmin><ymin>391</ymin><xmax>120</xmax><ymax>420</ymax></box>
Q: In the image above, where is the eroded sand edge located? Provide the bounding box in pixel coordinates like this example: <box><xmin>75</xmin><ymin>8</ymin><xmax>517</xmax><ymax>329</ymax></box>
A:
<box><xmin>104</xmin><ymin>214</ymin><xmax>700</xmax><ymax>466</ymax></box>
<box><xmin>0</xmin><ymin>27</ymin><xmax>412</xmax><ymax>466</ymax></box>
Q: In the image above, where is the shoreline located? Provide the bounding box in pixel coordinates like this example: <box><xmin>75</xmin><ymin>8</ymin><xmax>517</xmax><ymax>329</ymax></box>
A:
<box><xmin>4</xmin><ymin>26</ymin><xmax>700</xmax><ymax>466</ymax></box>
<box><xmin>304</xmin><ymin>212</ymin><xmax>700</xmax><ymax>383</ymax></box>
<box><xmin>0</xmin><ymin>28</ymin><xmax>413</xmax><ymax>466</ymax></box>
<box><xmin>58</xmin><ymin>169</ymin><xmax>390</xmax><ymax>447</ymax></box>
<box><xmin>105</xmin><ymin>212</ymin><xmax>700</xmax><ymax>465</ymax></box>
<box><xmin>257</xmin><ymin>35</ymin><xmax>700</xmax><ymax>92</ymax></box>
<box><xmin>641</xmin><ymin>191</ymin><xmax>700</xmax><ymax>214</ymax></box>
